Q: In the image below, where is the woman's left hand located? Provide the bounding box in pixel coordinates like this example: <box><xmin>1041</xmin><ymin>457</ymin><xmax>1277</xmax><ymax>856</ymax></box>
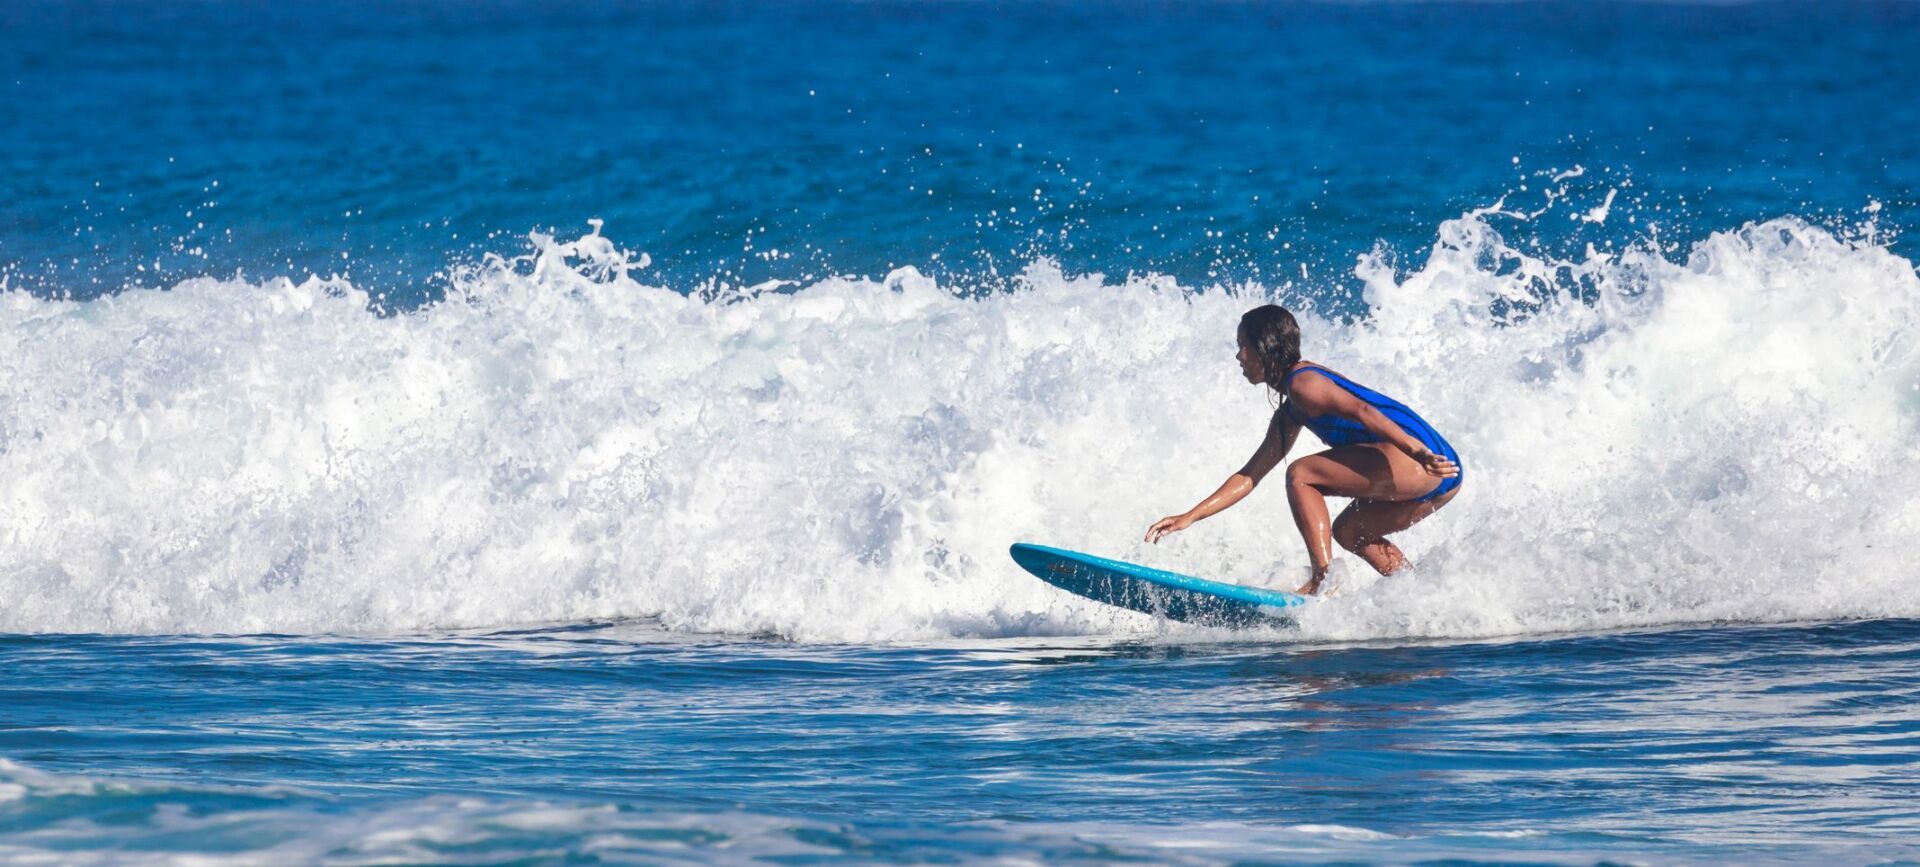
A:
<box><xmin>1411</xmin><ymin>447</ymin><xmax>1459</xmax><ymax>478</ymax></box>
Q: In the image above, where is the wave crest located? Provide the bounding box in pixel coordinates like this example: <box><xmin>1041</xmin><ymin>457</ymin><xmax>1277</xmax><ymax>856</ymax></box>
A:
<box><xmin>0</xmin><ymin>214</ymin><xmax>1913</xmax><ymax>639</ymax></box>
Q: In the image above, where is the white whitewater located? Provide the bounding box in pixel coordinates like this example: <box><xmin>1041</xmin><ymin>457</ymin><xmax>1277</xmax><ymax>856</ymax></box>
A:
<box><xmin>0</xmin><ymin>212</ymin><xmax>1914</xmax><ymax>640</ymax></box>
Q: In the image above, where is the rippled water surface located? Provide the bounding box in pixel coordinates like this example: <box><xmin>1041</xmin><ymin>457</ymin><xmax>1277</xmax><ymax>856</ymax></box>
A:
<box><xmin>5</xmin><ymin>0</ymin><xmax>1916</xmax><ymax>295</ymax></box>
<box><xmin>5</xmin><ymin>620</ymin><xmax>1919</xmax><ymax>862</ymax></box>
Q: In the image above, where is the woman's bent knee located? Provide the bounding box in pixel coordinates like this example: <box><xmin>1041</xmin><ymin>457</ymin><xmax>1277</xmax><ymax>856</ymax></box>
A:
<box><xmin>1332</xmin><ymin>522</ymin><xmax>1364</xmax><ymax>553</ymax></box>
<box><xmin>1284</xmin><ymin>459</ymin><xmax>1313</xmax><ymax>490</ymax></box>
<box><xmin>1332</xmin><ymin>509</ymin><xmax>1386</xmax><ymax>553</ymax></box>
<box><xmin>1329</xmin><ymin>509</ymin><xmax>1353</xmax><ymax>543</ymax></box>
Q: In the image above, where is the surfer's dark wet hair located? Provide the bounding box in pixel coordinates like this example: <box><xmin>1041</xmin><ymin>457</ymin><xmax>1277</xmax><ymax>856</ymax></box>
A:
<box><xmin>1237</xmin><ymin>304</ymin><xmax>1301</xmax><ymax>391</ymax></box>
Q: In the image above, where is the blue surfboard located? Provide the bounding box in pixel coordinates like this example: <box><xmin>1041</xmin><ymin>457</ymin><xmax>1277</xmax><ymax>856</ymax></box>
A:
<box><xmin>1010</xmin><ymin>543</ymin><xmax>1307</xmax><ymax>627</ymax></box>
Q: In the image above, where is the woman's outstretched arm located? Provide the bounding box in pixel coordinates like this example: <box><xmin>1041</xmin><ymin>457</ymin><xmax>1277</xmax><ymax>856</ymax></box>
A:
<box><xmin>1146</xmin><ymin>409</ymin><xmax>1302</xmax><ymax>543</ymax></box>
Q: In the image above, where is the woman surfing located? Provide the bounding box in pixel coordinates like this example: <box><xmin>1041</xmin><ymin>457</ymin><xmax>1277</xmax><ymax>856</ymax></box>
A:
<box><xmin>1145</xmin><ymin>305</ymin><xmax>1461</xmax><ymax>595</ymax></box>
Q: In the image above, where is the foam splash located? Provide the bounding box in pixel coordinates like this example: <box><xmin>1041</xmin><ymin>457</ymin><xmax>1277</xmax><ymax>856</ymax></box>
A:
<box><xmin>0</xmin><ymin>214</ymin><xmax>1914</xmax><ymax>640</ymax></box>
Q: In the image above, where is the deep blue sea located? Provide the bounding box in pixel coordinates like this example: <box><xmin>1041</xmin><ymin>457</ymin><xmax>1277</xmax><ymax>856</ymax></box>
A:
<box><xmin>4</xmin><ymin>1</ymin><xmax>1920</xmax><ymax>863</ymax></box>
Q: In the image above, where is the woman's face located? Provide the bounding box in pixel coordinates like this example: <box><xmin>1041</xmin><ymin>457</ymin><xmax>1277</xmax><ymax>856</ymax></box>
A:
<box><xmin>1236</xmin><ymin>339</ymin><xmax>1263</xmax><ymax>384</ymax></box>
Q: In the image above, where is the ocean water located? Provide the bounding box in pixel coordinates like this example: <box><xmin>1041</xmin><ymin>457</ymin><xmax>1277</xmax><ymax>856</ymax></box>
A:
<box><xmin>3</xmin><ymin>1</ymin><xmax>1919</xmax><ymax>862</ymax></box>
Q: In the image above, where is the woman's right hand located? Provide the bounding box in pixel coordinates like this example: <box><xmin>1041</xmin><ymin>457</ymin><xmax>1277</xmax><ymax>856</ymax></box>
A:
<box><xmin>1410</xmin><ymin>447</ymin><xmax>1460</xmax><ymax>478</ymax></box>
<box><xmin>1145</xmin><ymin>513</ymin><xmax>1194</xmax><ymax>544</ymax></box>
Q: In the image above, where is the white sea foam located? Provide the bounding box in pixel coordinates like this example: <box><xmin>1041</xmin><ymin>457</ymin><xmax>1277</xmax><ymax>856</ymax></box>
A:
<box><xmin>0</xmin><ymin>213</ymin><xmax>1914</xmax><ymax>641</ymax></box>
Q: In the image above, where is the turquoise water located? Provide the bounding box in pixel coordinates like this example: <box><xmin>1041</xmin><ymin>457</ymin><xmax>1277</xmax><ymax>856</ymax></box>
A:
<box><xmin>6</xmin><ymin>621</ymin><xmax>1920</xmax><ymax>862</ymax></box>
<box><xmin>4</xmin><ymin>1</ymin><xmax>1920</xmax><ymax>862</ymax></box>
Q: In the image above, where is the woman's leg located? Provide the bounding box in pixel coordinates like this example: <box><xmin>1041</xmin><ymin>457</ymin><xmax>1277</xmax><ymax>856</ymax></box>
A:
<box><xmin>1284</xmin><ymin>443</ymin><xmax>1455</xmax><ymax>593</ymax></box>
<box><xmin>1331</xmin><ymin>488</ymin><xmax>1458</xmax><ymax>575</ymax></box>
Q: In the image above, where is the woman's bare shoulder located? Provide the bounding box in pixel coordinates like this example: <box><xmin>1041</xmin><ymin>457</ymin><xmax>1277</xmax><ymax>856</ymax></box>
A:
<box><xmin>1284</xmin><ymin>365</ymin><xmax>1343</xmax><ymax>411</ymax></box>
